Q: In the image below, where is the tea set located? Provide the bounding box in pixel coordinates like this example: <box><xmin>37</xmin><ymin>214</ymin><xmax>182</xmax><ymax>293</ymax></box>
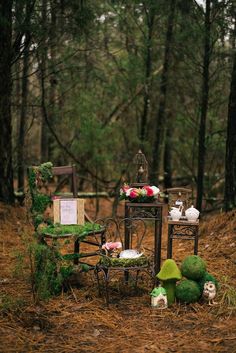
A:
<box><xmin>169</xmin><ymin>205</ymin><xmax>200</xmax><ymax>222</ymax></box>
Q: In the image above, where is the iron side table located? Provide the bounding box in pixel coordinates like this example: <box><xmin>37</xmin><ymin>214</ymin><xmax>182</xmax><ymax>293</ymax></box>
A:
<box><xmin>124</xmin><ymin>201</ymin><xmax>164</xmax><ymax>275</ymax></box>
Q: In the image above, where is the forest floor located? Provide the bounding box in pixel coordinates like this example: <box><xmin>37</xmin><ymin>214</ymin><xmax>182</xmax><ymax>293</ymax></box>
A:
<box><xmin>0</xmin><ymin>199</ymin><xmax>236</xmax><ymax>353</ymax></box>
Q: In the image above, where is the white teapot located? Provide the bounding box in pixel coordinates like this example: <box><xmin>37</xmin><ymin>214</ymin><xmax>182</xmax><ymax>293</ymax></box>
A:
<box><xmin>169</xmin><ymin>207</ymin><xmax>182</xmax><ymax>221</ymax></box>
<box><xmin>185</xmin><ymin>205</ymin><xmax>200</xmax><ymax>221</ymax></box>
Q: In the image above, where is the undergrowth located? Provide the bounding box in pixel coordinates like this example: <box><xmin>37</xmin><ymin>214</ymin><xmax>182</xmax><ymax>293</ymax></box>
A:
<box><xmin>14</xmin><ymin>233</ymin><xmax>88</xmax><ymax>303</ymax></box>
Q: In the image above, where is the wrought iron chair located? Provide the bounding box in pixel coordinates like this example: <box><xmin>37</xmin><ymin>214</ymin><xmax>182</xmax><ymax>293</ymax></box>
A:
<box><xmin>166</xmin><ymin>188</ymin><xmax>199</xmax><ymax>259</ymax></box>
<box><xmin>95</xmin><ymin>217</ymin><xmax>154</xmax><ymax>306</ymax></box>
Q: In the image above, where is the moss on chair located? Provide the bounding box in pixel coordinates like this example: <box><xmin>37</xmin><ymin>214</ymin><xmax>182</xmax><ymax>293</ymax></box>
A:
<box><xmin>99</xmin><ymin>254</ymin><xmax>149</xmax><ymax>268</ymax></box>
<box><xmin>28</xmin><ymin>162</ymin><xmax>54</xmax><ymax>230</ymax></box>
<box><xmin>38</xmin><ymin>222</ymin><xmax>104</xmax><ymax>241</ymax></box>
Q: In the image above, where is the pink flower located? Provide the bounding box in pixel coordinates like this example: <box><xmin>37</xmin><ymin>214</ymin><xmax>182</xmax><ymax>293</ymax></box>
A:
<box><xmin>102</xmin><ymin>242</ymin><xmax>122</xmax><ymax>251</ymax></box>
<box><xmin>143</xmin><ymin>186</ymin><xmax>154</xmax><ymax>196</ymax></box>
<box><xmin>129</xmin><ymin>188</ymin><xmax>140</xmax><ymax>198</ymax></box>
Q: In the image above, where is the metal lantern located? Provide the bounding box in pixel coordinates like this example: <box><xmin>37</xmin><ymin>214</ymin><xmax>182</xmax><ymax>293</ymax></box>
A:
<box><xmin>132</xmin><ymin>150</ymin><xmax>148</xmax><ymax>187</ymax></box>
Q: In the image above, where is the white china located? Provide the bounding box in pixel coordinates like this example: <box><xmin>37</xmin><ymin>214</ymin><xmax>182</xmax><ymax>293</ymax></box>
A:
<box><xmin>169</xmin><ymin>207</ymin><xmax>182</xmax><ymax>221</ymax></box>
<box><xmin>119</xmin><ymin>249</ymin><xmax>143</xmax><ymax>259</ymax></box>
<box><xmin>185</xmin><ymin>205</ymin><xmax>200</xmax><ymax>221</ymax></box>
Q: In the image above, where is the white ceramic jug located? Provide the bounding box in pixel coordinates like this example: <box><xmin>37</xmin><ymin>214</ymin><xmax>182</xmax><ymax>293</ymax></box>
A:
<box><xmin>169</xmin><ymin>207</ymin><xmax>182</xmax><ymax>221</ymax></box>
<box><xmin>185</xmin><ymin>205</ymin><xmax>200</xmax><ymax>221</ymax></box>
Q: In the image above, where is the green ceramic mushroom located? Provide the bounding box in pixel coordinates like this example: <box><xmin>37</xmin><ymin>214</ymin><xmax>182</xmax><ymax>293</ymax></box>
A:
<box><xmin>156</xmin><ymin>259</ymin><xmax>182</xmax><ymax>306</ymax></box>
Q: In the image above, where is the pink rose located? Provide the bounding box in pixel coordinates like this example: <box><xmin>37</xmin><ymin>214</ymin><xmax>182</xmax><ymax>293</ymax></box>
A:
<box><xmin>129</xmin><ymin>188</ymin><xmax>140</xmax><ymax>198</ymax></box>
<box><xmin>102</xmin><ymin>242</ymin><xmax>122</xmax><ymax>251</ymax></box>
<box><xmin>143</xmin><ymin>186</ymin><xmax>154</xmax><ymax>196</ymax></box>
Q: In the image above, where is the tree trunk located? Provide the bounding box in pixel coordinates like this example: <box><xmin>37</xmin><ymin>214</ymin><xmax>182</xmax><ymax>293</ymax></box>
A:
<box><xmin>150</xmin><ymin>0</ymin><xmax>176</xmax><ymax>185</ymax></box>
<box><xmin>17</xmin><ymin>29</ymin><xmax>30</xmax><ymax>192</ymax></box>
<box><xmin>163</xmin><ymin>114</ymin><xmax>173</xmax><ymax>189</ymax></box>
<box><xmin>48</xmin><ymin>0</ymin><xmax>57</xmax><ymax>161</ymax></box>
<box><xmin>0</xmin><ymin>1</ymin><xmax>14</xmax><ymax>204</ymax></box>
<box><xmin>224</xmin><ymin>47</ymin><xmax>236</xmax><ymax>211</ymax></box>
<box><xmin>196</xmin><ymin>0</ymin><xmax>211</xmax><ymax>212</ymax></box>
<box><xmin>40</xmin><ymin>0</ymin><xmax>49</xmax><ymax>162</ymax></box>
<box><xmin>140</xmin><ymin>8</ymin><xmax>155</xmax><ymax>145</ymax></box>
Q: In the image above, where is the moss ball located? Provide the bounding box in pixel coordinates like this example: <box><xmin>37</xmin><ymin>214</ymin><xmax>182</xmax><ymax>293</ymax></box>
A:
<box><xmin>181</xmin><ymin>255</ymin><xmax>206</xmax><ymax>280</ymax></box>
<box><xmin>176</xmin><ymin>279</ymin><xmax>201</xmax><ymax>304</ymax></box>
<box><xmin>197</xmin><ymin>272</ymin><xmax>218</xmax><ymax>292</ymax></box>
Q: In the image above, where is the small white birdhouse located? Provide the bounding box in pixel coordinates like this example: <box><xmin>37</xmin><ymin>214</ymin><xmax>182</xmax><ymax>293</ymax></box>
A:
<box><xmin>150</xmin><ymin>286</ymin><xmax>168</xmax><ymax>309</ymax></box>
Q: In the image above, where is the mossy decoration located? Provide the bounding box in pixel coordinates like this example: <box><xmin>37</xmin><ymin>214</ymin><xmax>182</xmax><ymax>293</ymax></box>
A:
<box><xmin>30</xmin><ymin>242</ymin><xmax>75</xmax><ymax>300</ymax></box>
<box><xmin>181</xmin><ymin>255</ymin><xmax>206</xmax><ymax>281</ymax></box>
<box><xmin>197</xmin><ymin>272</ymin><xmax>219</xmax><ymax>292</ymax></box>
<box><xmin>28</xmin><ymin>162</ymin><xmax>53</xmax><ymax>230</ymax></box>
<box><xmin>175</xmin><ymin>279</ymin><xmax>201</xmax><ymax>304</ymax></box>
<box><xmin>39</xmin><ymin>223</ymin><xmax>104</xmax><ymax>241</ymax></box>
<box><xmin>156</xmin><ymin>259</ymin><xmax>182</xmax><ymax>306</ymax></box>
<box><xmin>99</xmin><ymin>254</ymin><xmax>149</xmax><ymax>267</ymax></box>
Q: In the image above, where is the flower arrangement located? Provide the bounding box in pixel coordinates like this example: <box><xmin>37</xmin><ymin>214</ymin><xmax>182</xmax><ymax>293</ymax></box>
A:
<box><xmin>102</xmin><ymin>242</ymin><xmax>122</xmax><ymax>257</ymax></box>
<box><xmin>119</xmin><ymin>184</ymin><xmax>160</xmax><ymax>203</ymax></box>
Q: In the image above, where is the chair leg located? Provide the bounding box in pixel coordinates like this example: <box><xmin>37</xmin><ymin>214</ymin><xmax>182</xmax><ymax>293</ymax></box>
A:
<box><xmin>135</xmin><ymin>270</ymin><xmax>140</xmax><ymax>288</ymax></box>
<box><xmin>103</xmin><ymin>268</ymin><xmax>110</xmax><ymax>307</ymax></box>
<box><xmin>94</xmin><ymin>267</ymin><xmax>101</xmax><ymax>297</ymax></box>
<box><xmin>74</xmin><ymin>239</ymin><xmax>80</xmax><ymax>265</ymax></box>
<box><xmin>124</xmin><ymin>269</ymin><xmax>129</xmax><ymax>284</ymax></box>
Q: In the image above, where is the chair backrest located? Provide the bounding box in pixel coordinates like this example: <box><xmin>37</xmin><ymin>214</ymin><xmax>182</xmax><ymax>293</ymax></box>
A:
<box><xmin>167</xmin><ymin>187</ymin><xmax>192</xmax><ymax>213</ymax></box>
<box><xmin>27</xmin><ymin>162</ymin><xmax>95</xmax><ymax>230</ymax></box>
<box><xmin>52</xmin><ymin>165</ymin><xmax>77</xmax><ymax>198</ymax></box>
<box><xmin>27</xmin><ymin>163</ymin><xmax>77</xmax><ymax>229</ymax></box>
<box><xmin>97</xmin><ymin>217</ymin><xmax>148</xmax><ymax>253</ymax></box>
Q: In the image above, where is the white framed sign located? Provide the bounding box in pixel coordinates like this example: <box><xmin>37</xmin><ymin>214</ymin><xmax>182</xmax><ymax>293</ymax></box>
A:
<box><xmin>53</xmin><ymin>198</ymin><xmax>84</xmax><ymax>225</ymax></box>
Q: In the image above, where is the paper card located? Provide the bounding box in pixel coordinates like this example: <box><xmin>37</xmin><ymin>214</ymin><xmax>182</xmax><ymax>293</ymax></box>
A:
<box><xmin>53</xmin><ymin>199</ymin><xmax>84</xmax><ymax>225</ymax></box>
<box><xmin>60</xmin><ymin>200</ymin><xmax>77</xmax><ymax>224</ymax></box>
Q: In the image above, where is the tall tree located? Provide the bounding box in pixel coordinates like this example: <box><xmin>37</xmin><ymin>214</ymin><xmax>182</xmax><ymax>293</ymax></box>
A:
<box><xmin>40</xmin><ymin>0</ymin><xmax>50</xmax><ymax>162</ymax></box>
<box><xmin>17</xmin><ymin>1</ymin><xmax>32</xmax><ymax>192</ymax></box>
<box><xmin>0</xmin><ymin>1</ymin><xmax>14</xmax><ymax>204</ymax></box>
<box><xmin>150</xmin><ymin>0</ymin><xmax>176</xmax><ymax>185</ymax></box>
<box><xmin>196</xmin><ymin>0</ymin><xmax>211</xmax><ymax>212</ymax></box>
<box><xmin>140</xmin><ymin>3</ymin><xmax>155</xmax><ymax>146</ymax></box>
<box><xmin>225</xmin><ymin>13</ymin><xmax>236</xmax><ymax>211</ymax></box>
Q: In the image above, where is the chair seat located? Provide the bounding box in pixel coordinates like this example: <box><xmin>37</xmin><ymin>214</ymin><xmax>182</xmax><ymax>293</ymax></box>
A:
<box><xmin>98</xmin><ymin>254</ymin><xmax>149</xmax><ymax>268</ymax></box>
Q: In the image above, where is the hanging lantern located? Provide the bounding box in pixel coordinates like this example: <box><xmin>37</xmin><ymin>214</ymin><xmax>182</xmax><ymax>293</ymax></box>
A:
<box><xmin>132</xmin><ymin>150</ymin><xmax>149</xmax><ymax>187</ymax></box>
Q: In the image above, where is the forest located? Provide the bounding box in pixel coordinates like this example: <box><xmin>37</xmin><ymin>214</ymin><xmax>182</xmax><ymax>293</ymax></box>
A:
<box><xmin>0</xmin><ymin>0</ymin><xmax>235</xmax><ymax>211</ymax></box>
<box><xmin>0</xmin><ymin>1</ymin><xmax>236</xmax><ymax>353</ymax></box>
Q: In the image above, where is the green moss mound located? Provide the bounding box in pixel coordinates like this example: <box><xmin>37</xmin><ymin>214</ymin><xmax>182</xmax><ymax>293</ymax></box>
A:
<box><xmin>181</xmin><ymin>255</ymin><xmax>206</xmax><ymax>280</ymax></box>
<box><xmin>197</xmin><ymin>272</ymin><xmax>218</xmax><ymax>292</ymax></box>
<box><xmin>100</xmin><ymin>255</ymin><xmax>149</xmax><ymax>267</ymax></box>
<box><xmin>176</xmin><ymin>279</ymin><xmax>201</xmax><ymax>304</ymax></box>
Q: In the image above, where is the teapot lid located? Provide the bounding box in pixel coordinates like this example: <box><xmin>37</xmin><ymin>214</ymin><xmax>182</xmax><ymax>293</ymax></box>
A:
<box><xmin>186</xmin><ymin>205</ymin><xmax>199</xmax><ymax>212</ymax></box>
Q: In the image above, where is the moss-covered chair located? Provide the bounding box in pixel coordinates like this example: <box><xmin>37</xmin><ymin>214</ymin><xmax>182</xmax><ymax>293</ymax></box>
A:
<box><xmin>27</xmin><ymin>162</ymin><xmax>105</xmax><ymax>267</ymax></box>
<box><xmin>95</xmin><ymin>217</ymin><xmax>154</xmax><ymax>306</ymax></box>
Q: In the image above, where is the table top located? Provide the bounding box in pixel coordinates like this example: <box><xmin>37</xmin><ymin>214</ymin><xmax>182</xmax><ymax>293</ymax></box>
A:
<box><xmin>167</xmin><ymin>217</ymin><xmax>199</xmax><ymax>226</ymax></box>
